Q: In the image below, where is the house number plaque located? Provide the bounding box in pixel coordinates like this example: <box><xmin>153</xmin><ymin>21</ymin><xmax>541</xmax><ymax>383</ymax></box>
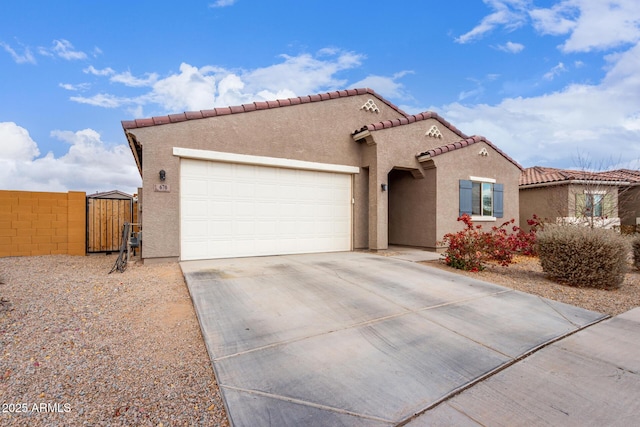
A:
<box><xmin>154</xmin><ymin>184</ymin><xmax>171</xmax><ymax>192</ymax></box>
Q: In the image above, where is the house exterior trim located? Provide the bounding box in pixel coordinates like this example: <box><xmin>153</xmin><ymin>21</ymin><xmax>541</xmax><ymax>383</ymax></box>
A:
<box><xmin>173</xmin><ymin>147</ymin><xmax>360</xmax><ymax>174</ymax></box>
<box><xmin>520</xmin><ymin>179</ymin><xmax>630</xmax><ymax>189</ymax></box>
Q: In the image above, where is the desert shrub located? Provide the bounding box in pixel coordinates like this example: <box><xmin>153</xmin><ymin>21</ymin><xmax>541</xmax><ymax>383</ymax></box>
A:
<box><xmin>442</xmin><ymin>214</ymin><xmax>492</xmax><ymax>271</ymax></box>
<box><xmin>441</xmin><ymin>215</ymin><xmax>541</xmax><ymax>271</ymax></box>
<box><xmin>536</xmin><ymin>225</ymin><xmax>630</xmax><ymax>288</ymax></box>
<box><xmin>633</xmin><ymin>236</ymin><xmax>640</xmax><ymax>271</ymax></box>
<box><xmin>512</xmin><ymin>214</ymin><xmax>544</xmax><ymax>256</ymax></box>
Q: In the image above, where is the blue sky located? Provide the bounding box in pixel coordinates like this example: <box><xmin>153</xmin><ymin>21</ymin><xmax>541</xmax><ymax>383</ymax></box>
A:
<box><xmin>1</xmin><ymin>0</ymin><xmax>640</xmax><ymax>195</ymax></box>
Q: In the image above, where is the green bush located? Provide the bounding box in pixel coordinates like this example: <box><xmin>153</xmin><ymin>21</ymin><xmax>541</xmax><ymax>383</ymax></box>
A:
<box><xmin>536</xmin><ymin>225</ymin><xmax>629</xmax><ymax>289</ymax></box>
<box><xmin>633</xmin><ymin>236</ymin><xmax>640</xmax><ymax>271</ymax></box>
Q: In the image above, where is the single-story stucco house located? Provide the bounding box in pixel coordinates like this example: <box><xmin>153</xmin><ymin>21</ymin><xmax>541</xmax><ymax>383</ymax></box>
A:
<box><xmin>123</xmin><ymin>88</ymin><xmax>522</xmax><ymax>263</ymax></box>
<box><xmin>520</xmin><ymin>166</ymin><xmax>640</xmax><ymax>230</ymax></box>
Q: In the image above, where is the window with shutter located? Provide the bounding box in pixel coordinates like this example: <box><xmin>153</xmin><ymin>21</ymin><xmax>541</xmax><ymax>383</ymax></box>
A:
<box><xmin>459</xmin><ymin>179</ymin><xmax>503</xmax><ymax>219</ymax></box>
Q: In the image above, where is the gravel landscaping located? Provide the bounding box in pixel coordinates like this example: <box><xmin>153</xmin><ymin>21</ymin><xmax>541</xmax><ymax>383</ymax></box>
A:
<box><xmin>422</xmin><ymin>256</ymin><xmax>640</xmax><ymax>316</ymax></box>
<box><xmin>0</xmin><ymin>255</ymin><xmax>229</xmax><ymax>427</ymax></box>
<box><xmin>2</xmin><ymin>252</ymin><xmax>638</xmax><ymax>426</ymax></box>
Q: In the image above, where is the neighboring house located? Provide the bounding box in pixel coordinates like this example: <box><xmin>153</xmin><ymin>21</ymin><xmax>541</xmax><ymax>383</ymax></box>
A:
<box><xmin>123</xmin><ymin>88</ymin><xmax>522</xmax><ymax>263</ymax></box>
<box><xmin>520</xmin><ymin>166</ymin><xmax>640</xmax><ymax>230</ymax></box>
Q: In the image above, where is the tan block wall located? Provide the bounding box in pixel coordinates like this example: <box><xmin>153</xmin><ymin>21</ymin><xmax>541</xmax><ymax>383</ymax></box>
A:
<box><xmin>0</xmin><ymin>190</ymin><xmax>86</xmax><ymax>257</ymax></box>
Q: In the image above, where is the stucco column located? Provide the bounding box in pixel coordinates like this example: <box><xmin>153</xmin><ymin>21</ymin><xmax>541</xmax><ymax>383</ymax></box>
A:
<box><xmin>368</xmin><ymin>165</ymin><xmax>389</xmax><ymax>250</ymax></box>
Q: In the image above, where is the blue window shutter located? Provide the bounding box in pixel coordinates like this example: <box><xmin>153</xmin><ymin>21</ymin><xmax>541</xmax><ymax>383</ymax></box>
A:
<box><xmin>493</xmin><ymin>183</ymin><xmax>504</xmax><ymax>218</ymax></box>
<box><xmin>459</xmin><ymin>180</ymin><xmax>473</xmax><ymax>216</ymax></box>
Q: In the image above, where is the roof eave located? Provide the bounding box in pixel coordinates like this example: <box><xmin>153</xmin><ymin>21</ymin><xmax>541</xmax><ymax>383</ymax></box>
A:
<box><xmin>125</xmin><ymin>131</ymin><xmax>143</xmax><ymax>177</ymax></box>
<box><xmin>352</xmin><ymin>129</ymin><xmax>371</xmax><ymax>141</ymax></box>
<box><xmin>519</xmin><ymin>179</ymin><xmax>631</xmax><ymax>189</ymax></box>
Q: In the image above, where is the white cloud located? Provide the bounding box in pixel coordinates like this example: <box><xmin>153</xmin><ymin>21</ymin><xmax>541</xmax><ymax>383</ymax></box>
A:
<box><xmin>110</xmin><ymin>70</ymin><xmax>159</xmax><ymax>87</ymax></box>
<box><xmin>351</xmin><ymin>71</ymin><xmax>413</xmax><ymax>100</ymax></box>
<box><xmin>70</xmin><ymin>93</ymin><xmax>129</xmax><ymax>108</ymax></box>
<box><xmin>437</xmin><ymin>42</ymin><xmax>640</xmax><ymax>168</ymax></box>
<box><xmin>84</xmin><ymin>65</ymin><xmax>115</xmax><ymax>76</ymax></box>
<box><xmin>209</xmin><ymin>0</ymin><xmax>236</xmax><ymax>7</ymax></box>
<box><xmin>496</xmin><ymin>41</ymin><xmax>525</xmax><ymax>53</ymax></box>
<box><xmin>0</xmin><ymin>123</ymin><xmax>140</xmax><ymax>193</ymax></box>
<box><xmin>0</xmin><ymin>122</ymin><xmax>40</xmax><ymax>160</ymax></box>
<box><xmin>531</xmin><ymin>0</ymin><xmax>640</xmax><ymax>52</ymax></box>
<box><xmin>148</xmin><ymin>63</ymin><xmax>219</xmax><ymax>111</ymax></box>
<box><xmin>242</xmin><ymin>51</ymin><xmax>364</xmax><ymax>96</ymax></box>
<box><xmin>0</xmin><ymin>41</ymin><xmax>36</xmax><ymax>64</ymax></box>
<box><xmin>462</xmin><ymin>1</ymin><xmax>640</xmax><ymax>53</ymax></box>
<box><xmin>59</xmin><ymin>82</ymin><xmax>90</xmax><ymax>91</ymax></box>
<box><xmin>529</xmin><ymin>2</ymin><xmax>577</xmax><ymax>35</ymax></box>
<box><xmin>543</xmin><ymin>62</ymin><xmax>567</xmax><ymax>80</ymax></box>
<box><xmin>455</xmin><ymin>0</ymin><xmax>529</xmax><ymax>44</ymax></box>
<box><xmin>72</xmin><ymin>50</ymin><xmax>366</xmax><ymax>114</ymax></box>
<box><xmin>51</xmin><ymin>39</ymin><xmax>87</xmax><ymax>60</ymax></box>
<box><xmin>458</xmin><ymin>87</ymin><xmax>485</xmax><ymax>101</ymax></box>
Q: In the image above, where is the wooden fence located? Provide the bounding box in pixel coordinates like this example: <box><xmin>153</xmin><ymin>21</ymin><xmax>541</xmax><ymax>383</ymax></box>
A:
<box><xmin>86</xmin><ymin>197</ymin><xmax>134</xmax><ymax>253</ymax></box>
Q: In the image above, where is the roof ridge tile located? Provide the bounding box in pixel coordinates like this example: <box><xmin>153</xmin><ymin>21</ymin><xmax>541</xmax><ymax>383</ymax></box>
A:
<box><xmin>353</xmin><ymin>111</ymin><xmax>469</xmax><ymax>140</ymax></box>
<box><xmin>122</xmin><ymin>87</ymin><xmax>408</xmax><ymax>130</ymax></box>
<box><xmin>418</xmin><ymin>135</ymin><xmax>523</xmax><ymax>171</ymax></box>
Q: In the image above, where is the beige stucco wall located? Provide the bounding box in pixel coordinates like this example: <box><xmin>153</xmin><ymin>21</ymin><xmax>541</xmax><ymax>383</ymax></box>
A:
<box><xmin>128</xmin><ymin>94</ymin><xmax>403</xmax><ymax>260</ymax></box>
<box><xmin>429</xmin><ymin>141</ymin><xmax>521</xmax><ymax>249</ymax></box>
<box><xmin>519</xmin><ymin>185</ymin><xmax>569</xmax><ymax>230</ymax></box>
<box><xmin>520</xmin><ymin>183</ymin><xmax>625</xmax><ymax>230</ymax></box>
<box><xmin>620</xmin><ymin>185</ymin><xmax>640</xmax><ymax>226</ymax></box>
<box><xmin>388</xmin><ymin>167</ymin><xmax>437</xmax><ymax>247</ymax></box>
<box><xmin>127</xmin><ymin>94</ymin><xmax>521</xmax><ymax>260</ymax></box>
<box><xmin>361</xmin><ymin>117</ymin><xmax>472</xmax><ymax>250</ymax></box>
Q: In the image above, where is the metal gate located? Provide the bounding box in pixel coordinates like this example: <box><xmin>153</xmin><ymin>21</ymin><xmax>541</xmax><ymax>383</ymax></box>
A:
<box><xmin>86</xmin><ymin>195</ymin><xmax>133</xmax><ymax>253</ymax></box>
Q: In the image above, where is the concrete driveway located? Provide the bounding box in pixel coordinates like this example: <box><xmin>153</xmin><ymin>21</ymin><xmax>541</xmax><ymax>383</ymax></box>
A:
<box><xmin>181</xmin><ymin>251</ymin><xmax>606</xmax><ymax>426</ymax></box>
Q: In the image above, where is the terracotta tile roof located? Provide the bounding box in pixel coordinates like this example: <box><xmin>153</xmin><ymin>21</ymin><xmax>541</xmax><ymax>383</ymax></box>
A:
<box><xmin>352</xmin><ymin>111</ymin><xmax>468</xmax><ymax>139</ymax></box>
<box><xmin>417</xmin><ymin>135</ymin><xmax>523</xmax><ymax>171</ymax></box>
<box><xmin>604</xmin><ymin>168</ymin><xmax>640</xmax><ymax>182</ymax></box>
<box><xmin>121</xmin><ymin>88</ymin><xmax>408</xmax><ymax>130</ymax></box>
<box><xmin>520</xmin><ymin>166</ymin><xmax>640</xmax><ymax>186</ymax></box>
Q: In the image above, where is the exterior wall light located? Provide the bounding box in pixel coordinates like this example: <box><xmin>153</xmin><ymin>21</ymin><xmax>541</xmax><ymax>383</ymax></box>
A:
<box><xmin>159</xmin><ymin>170</ymin><xmax>166</xmax><ymax>181</ymax></box>
<box><xmin>381</xmin><ymin>183</ymin><xmax>388</xmax><ymax>191</ymax></box>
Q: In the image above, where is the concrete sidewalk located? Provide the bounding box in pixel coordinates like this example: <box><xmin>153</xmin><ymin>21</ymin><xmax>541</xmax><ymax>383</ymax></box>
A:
<box><xmin>411</xmin><ymin>307</ymin><xmax>640</xmax><ymax>426</ymax></box>
<box><xmin>181</xmin><ymin>251</ymin><xmax>616</xmax><ymax>426</ymax></box>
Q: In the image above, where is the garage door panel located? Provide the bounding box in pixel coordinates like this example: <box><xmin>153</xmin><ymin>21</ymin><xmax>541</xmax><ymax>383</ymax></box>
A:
<box><xmin>182</xmin><ymin>178</ymin><xmax>208</xmax><ymax>197</ymax></box>
<box><xmin>181</xmin><ymin>158</ymin><xmax>352</xmax><ymax>260</ymax></box>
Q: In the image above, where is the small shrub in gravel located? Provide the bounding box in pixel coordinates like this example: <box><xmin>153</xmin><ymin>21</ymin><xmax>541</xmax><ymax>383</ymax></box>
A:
<box><xmin>441</xmin><ymin>214</ymin><xmax>542</xmax><ymax>271</ymax></box>
<box><xmin>536</xmin><ymin>225</ymin><xmax>630</xmax><ymax>288</ymax></box>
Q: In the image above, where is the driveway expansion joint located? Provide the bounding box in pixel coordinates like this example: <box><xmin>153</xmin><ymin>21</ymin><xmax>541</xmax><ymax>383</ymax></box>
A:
<box><xmin>220</xmin><ymin>384</ymin><xmax>395</xmax><ymax>424</ymax></box>
<box><xmin>181</xmin><ymin>252</ymin><xmax>612</xmax><ymax>426</ymax></box>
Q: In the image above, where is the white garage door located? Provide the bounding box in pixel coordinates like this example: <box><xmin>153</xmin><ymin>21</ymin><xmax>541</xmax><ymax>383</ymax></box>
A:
<box><xmin>180</xmin><ymin>158</ymin><xmax>353</xmax><ymax>260</ymax></box>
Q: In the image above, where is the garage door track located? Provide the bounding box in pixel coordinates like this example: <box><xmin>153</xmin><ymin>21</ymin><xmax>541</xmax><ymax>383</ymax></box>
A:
<box><xmin>181</xmin><ymin>252</ymin><xmax>606</xmax><ymax>426</ymax></box>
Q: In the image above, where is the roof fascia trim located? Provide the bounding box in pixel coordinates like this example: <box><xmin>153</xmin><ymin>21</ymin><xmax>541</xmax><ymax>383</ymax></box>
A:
<box><xmin>173</xmin><ymin>147</ymin><xmax>360</xmax><ymax>174</ymax></box>
<box><xmin>126</xmin><ymin>132</ymin><xmax>142</xmax><ymax>176</ymax></box>
<box><xmin>519</xmin><ymin>179</ymin><xmax>631</xmax><ymax>189</ymax></box>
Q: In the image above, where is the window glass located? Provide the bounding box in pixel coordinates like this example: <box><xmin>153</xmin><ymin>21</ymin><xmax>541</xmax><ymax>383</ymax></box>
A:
<box><xmin>586</xmin><ymin>194</ymin><xmax>603</xmax><ymax>217</ymax></box>
<box><xmin>482</xmin><ymin>182</ymin><xmax>493</xmax><ymax>216</ymax></box>
<box><xmin>470</xmin><ymin>181</ymin><xmax>493</xmax><ymax>217</ymax></box>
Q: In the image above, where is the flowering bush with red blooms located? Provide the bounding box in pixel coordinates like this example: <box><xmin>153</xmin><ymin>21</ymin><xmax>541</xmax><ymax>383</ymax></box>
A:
<box><xmin>441</xmin><ymin>214</ymin><xmax>543</xmax><ymax>271</ymax></box>
<box><xmin>513</xmin><ymin>214</ymin><xmax>544</xmax><ymax>256</ymax></box>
